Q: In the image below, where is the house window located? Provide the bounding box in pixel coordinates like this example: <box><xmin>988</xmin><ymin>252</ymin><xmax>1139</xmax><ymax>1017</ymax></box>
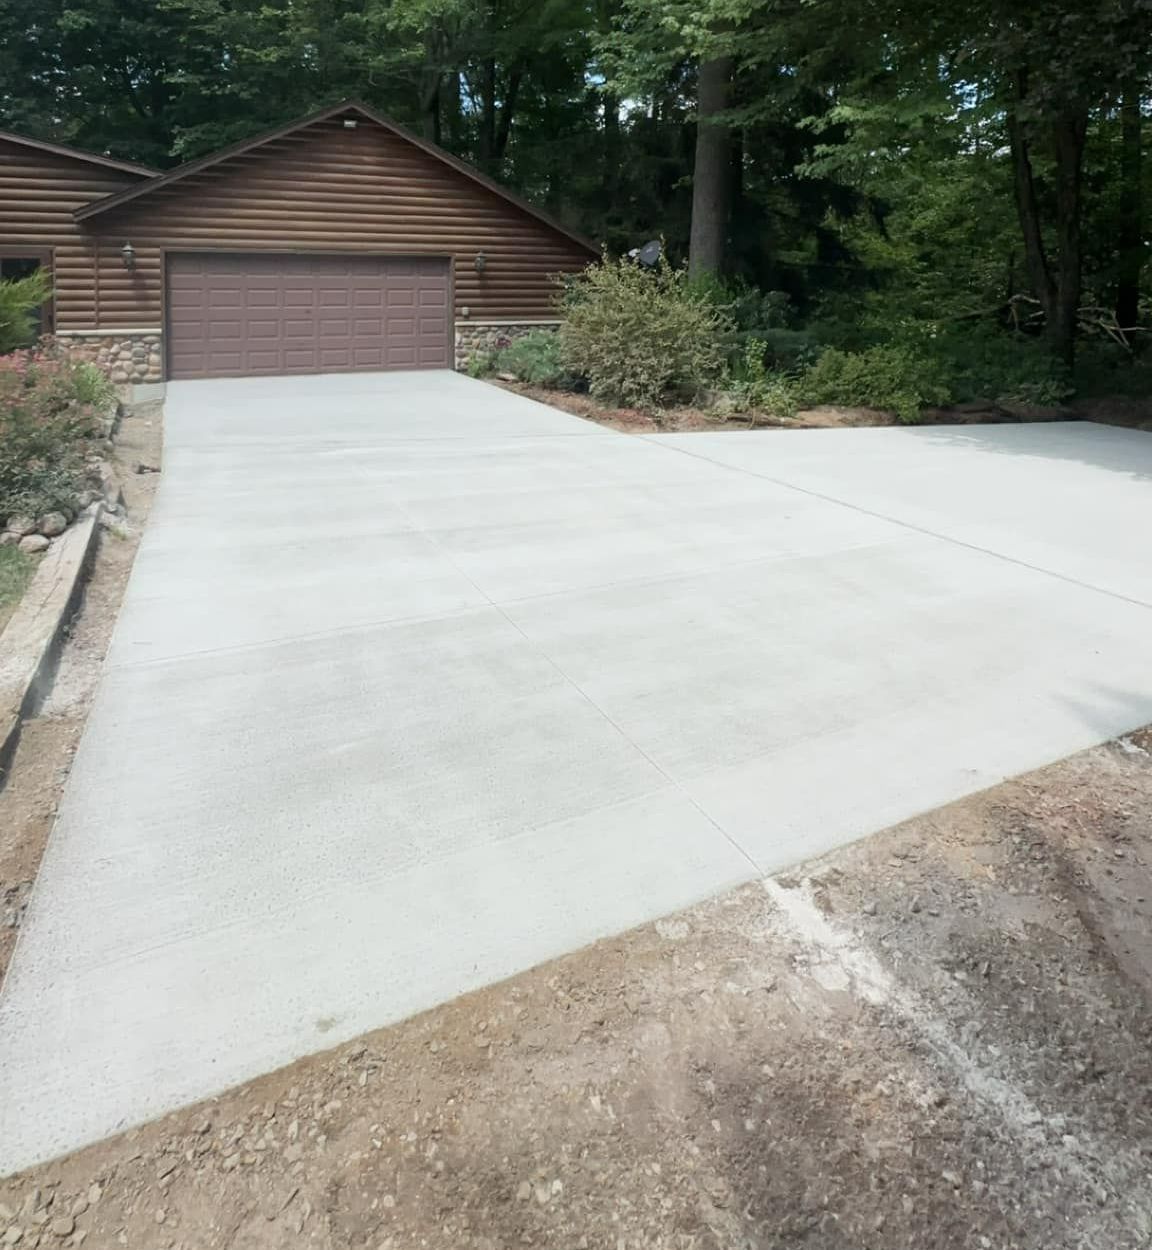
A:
<box><xmin>0</xmin><ymin>250</ymin><xmax>54</xmax><ymax>336</ymax></box>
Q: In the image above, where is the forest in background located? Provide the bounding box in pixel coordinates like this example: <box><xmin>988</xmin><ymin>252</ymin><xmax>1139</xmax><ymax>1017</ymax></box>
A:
<box><xmin>2</xmin><ymin>0</ymin><xmax>1150</xmax><ymax>401</ymax></box>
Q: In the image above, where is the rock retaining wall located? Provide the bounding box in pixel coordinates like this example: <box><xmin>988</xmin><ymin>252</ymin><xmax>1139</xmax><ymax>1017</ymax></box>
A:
<box><xmin>454</xmin><ymin>321</ymin><xmax>561</xmax><ymax>369</ymax></box>
<box><xmin>56</xmin><ymin>333</ymin><xmax>164</xmax><ymax>384</ymax></box>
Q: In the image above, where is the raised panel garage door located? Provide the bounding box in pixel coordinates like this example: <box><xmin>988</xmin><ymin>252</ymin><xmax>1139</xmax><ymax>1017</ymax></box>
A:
<box><xmin>166</xmin><ymin>253</ymin><xmax>452</xmax><ymax>380</ymax></box>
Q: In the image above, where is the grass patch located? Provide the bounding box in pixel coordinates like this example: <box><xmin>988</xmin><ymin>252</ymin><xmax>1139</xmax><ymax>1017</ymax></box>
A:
<box><xmin>0</xmin><ymin>544</ymin><xmax>35</xmax><ymax>631</ymax></box>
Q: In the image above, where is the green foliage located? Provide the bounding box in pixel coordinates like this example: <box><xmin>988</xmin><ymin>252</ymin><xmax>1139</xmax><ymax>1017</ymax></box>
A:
<box><xmin>68</xmin><ymin>361</ymin><xmax>118</xmax><ymax>407</ymax></box>
<box><xmin>931</xmin><ymin>326</ymin><xmax>1074</xmax><ymax>406</ymax></box>
<box><xmin>0</xmin><ymin>546</ymin><xmax>35</xmax><ymax>617</ymax></box>
<box><xmin>728</xmin><ymin>338</ymin><xmax>800</xmax><ymax>420</ymax></box>
<box><xmin>559</xmin><ymin>257</ymin><xmax>733</xmax><ymax>409</ymax></box>
<box><xmin>0</xmin><ymin>353</ymin><xmax>107</xmax><ymax>518</ymax></box>
<box><xmin>795</xmin><ymin>345</ymin><xmax>953</xmax><ymax>423</ymax></box>
<box><xmin>493</xmin><ymin>330</ymin><xmax>575</xmax><ymax>388</ymax></box>
<box><xmin>464</xmin><ymin>350</ymin><xmax>497</xmax><ymax>378</ymax></box>
<box><xmin>0</xmin><ymin>271</ymin><xmax>52</xmax><ymax>354</ymax></box>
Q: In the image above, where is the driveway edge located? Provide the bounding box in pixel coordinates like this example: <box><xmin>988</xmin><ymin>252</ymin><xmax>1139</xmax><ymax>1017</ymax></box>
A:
<box><xmin>0</xmin><ymin>507</ymin><xmax>103</xmax><ymax>779</ymax></box>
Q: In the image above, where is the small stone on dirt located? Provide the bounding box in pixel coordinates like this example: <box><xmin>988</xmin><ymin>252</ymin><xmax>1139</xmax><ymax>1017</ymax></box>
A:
<box><xmin>49</xmin><ymin>1215</ymin><xmax>74</xmax><ymax>1238</ymax></box>
<box><xmin>516</xmin><ymin>1182</ymin><xmax>531</xmax><ymax>1202</ymax></box>
<box><xmin>2</xmin><ymin>1226</ymin><xmax>21</xmax><ymax>1245</ymax></box>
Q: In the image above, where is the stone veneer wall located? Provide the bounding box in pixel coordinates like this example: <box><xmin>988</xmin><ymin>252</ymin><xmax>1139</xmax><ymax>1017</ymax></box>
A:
<box><xmin>454</xmin><ymin>321</ymin><xmax>561</xmax><ymax>369</ymax></box>
<box><xmin>55</xmin><ymin>332</ymin><xmax>164</xmax><ymax>384</ymax></box>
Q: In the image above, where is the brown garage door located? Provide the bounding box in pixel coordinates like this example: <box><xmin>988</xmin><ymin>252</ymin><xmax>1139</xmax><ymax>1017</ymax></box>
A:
<box><xmin>166</xmin><ymin>253</ymin><xmax>452</xmax><ymax>380</ymax></box>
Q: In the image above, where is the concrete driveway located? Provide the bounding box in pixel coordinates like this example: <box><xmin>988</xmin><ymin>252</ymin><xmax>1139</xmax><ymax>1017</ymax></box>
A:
<box><xmin>2</xmin><ymin>371</ymin><xmax>1152</xmax><ymax>1174</ymax></box>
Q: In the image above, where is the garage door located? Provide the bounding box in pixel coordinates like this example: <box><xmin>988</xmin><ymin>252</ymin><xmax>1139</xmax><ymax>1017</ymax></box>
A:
<box><xmin>166</xmin><ymin>253</ymin><xmax>452</xmax><ymax>380</ymax></box>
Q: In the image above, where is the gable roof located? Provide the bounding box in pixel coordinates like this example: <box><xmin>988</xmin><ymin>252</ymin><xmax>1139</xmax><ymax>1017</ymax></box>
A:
<box><xmin>74</xmin><ymin>100</ymin><xmax>599</xmax><ymax>254</ymax></box>
<box><xmin>0</xmin><ymin>128</ymin><xmax>157</xmax><ymax>178</ymax></box>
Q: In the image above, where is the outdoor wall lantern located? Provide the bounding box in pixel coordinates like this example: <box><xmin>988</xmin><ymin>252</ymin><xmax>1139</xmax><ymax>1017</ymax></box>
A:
<box><xmin>120</xmin><ymin>241</ymin><xmax>136</xmax><ymax>270</ymax></box>
<box><xmin>474</xmin><ymin>251</ymin><xmax>487</xmax><ymax>274</ymax></box>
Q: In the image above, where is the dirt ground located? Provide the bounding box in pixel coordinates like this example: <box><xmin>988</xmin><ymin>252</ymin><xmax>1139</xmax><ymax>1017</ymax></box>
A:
<box><xmin>494</xmin><ymin>380</ymin><xmax>903</xmax><ymax>432</ymax></box>
<box><xmin>491</xmin><ymin>380</ymin><xmax>1064</xmax><ymax>433</ymax></box>
<box><xmin>2</xmin><ymin>393</ymin><xmax>1152</xmax><ymax>1250</ymax></box>
<box><xmin>497</xmin><ymin>379</ymin><xmax>1152</xmax><ymax>435</ymax></box>
<box><xmin>0</xmin><ymin>400</ymin><xmax>162</xmax><ymax>975</ymax></box>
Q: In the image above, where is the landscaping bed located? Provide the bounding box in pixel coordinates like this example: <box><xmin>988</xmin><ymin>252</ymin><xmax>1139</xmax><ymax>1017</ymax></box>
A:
<box><xmin>495</xmin><ymin>379</ymin><xmax>1073</xmax><ymax>434</ymax></box>
<box><xmin>0</xmin><ymin>345</ymin><xmax>126</xmax><ymax>579</ymax></box>
<box><xmin>468</xmin><ymin>256</ymin><xmax>1108</xmax><ymax>433</ymax></box>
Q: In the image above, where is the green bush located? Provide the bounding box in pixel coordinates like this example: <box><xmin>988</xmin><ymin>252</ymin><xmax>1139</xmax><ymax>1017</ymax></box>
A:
<box><xmin>931</xmin><ymin>326</ymin><xmax>1073</xmax><ymax>406</ymax></box>
<box><xmin>464</xmin><ymin>350</ymin><xmax>497</xmax><ymax>378</ymax></box>
<box><xmin>729</xmin><ymin>338</ymin><xmax>800</xmax><ymax>420</ymax></box>
<box><xmin>0</xmin><ymin>354</ymin><xmax>107</xmax><ymax>518</ymax></box>
<box><xmin>0</xmin><ymin>270</ymin><xmax>52</xmax><ymax>354</ymax></box>
<box><xmin>795</xmin><ymin>344</ymin><xmax>954</xmax><ymax>423</ymax></box>
<box><xmin>494</xmin><ymin>330</ymin><xmax>575</xmax><ymax>388</ymax></box>
<box><xmin>559</xmin><ymin>256</ymin><xmax>733</xmax><ymax>409</ymax></box>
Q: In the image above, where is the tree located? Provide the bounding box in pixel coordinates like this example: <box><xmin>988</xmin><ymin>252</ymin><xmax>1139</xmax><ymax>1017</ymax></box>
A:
<box><xmin>688</xmin><ymin>55</ymin><xmax>734</xmax><ymax>275</ymax></box>
<box><xmin>1115</xmin><ymin>81</ymin><xmax>1146</xmax><ymax>329</ymax></box>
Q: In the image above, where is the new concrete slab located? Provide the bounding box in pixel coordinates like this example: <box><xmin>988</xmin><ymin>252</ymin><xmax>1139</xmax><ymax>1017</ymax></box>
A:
<box><xmin>2</xmin><ymin>371</ymin><xmax>1151</xmax><ymax>1174</ymax></box>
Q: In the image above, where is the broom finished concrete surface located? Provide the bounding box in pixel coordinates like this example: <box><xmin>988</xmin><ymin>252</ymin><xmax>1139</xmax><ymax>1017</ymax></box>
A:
<box><xmin>1</xmin><ymin>371</ymin><xmax>1151</xmax><ymax>1174</ymax></box>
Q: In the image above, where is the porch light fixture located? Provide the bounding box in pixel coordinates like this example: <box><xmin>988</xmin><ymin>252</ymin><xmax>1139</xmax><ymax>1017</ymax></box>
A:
<box><xmin>474</xmin><ymin>251</ymin><xmax>487</xmax><ymax>274</ymax></box>
<box><xmin>120</xmin><ymin>240</ymin><xmax>136</xmax><ymax>269</ymax></box>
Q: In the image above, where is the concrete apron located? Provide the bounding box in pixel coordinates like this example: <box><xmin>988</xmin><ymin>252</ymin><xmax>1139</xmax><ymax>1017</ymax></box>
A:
<box><xmin>1</xmin><ymin>369</ymin><xmax>1151</xmax><ymax>1174</ymax></box>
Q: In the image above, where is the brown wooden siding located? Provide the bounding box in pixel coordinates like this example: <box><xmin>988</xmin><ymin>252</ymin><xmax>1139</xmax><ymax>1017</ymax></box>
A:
<box><xmin>82</xmin><ymin>116</ymin><xmax>593</xmax><ymax>330</ymax></box>
<box><xmin>0</xmin><ymin>139</ymin><xmax>146</xmax><ymax>329</ymax></box>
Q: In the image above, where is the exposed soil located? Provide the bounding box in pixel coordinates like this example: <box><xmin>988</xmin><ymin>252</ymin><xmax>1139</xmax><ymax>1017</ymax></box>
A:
<box><xmin>0</xmin><ymin>399</ymin><xmax>163</xmax><ymax>977</ymax></box>
<box><xmin>2</xmin><ymin>718</ymin><xmax>1150</xmax><ymax>1250</ymax></box>
<box><xmin>496</xmin><ymin>380</ymin><xmax>1080</xmax><ymax>434</ymax></box>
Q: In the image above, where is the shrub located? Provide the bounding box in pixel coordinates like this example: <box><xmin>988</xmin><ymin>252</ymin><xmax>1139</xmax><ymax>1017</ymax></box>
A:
<box><xmin>464</xmin><ymin>349</ymin><xmax>498</xmax><ymax>378</ymax></box>
<box><xmin>0</xmin><ymin>270</ymin><xmax>52</xmax><ymax>354</ymax></box>
<box><xmin>0</xmin><ymin>352</ymin><xmax>108</xmax><ymax>518</ymax></box>
<box><xmin>493</xmin><ymin>330</ymin><xmax>575</xmax><ymax>388</ymax></box>
<box><xmin>558</xmin><ymin>256</ymin><xmax>733</xmax><ymax>409</ymax></box>
<box><xmin>795</xmin><ymin>344</ymin><xmax>953</xmax><ymax>423</ymax></box>
<box><xmin>930</xmin><ymin>326</ymin><xmax>1074</xmax><ymax>407</ymax></box>
<box><xmin>728</xmin><ymin>338</ymin><xmax>800</xmax><ymax>420</ymax></box>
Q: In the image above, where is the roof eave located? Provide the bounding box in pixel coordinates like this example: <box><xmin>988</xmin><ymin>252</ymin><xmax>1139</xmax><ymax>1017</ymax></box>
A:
<box><xmin>0</xmin><ymin>129</ymin><xmax>157</xmax><ymax>178</ymax></box>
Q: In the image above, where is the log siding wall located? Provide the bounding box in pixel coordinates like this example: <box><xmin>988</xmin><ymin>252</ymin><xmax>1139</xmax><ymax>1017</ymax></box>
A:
<box><xmin>0</xmin><ymin>139</ymin><xmax>145</xmax><ymax>330</ymax></box>
<box><xmin>79</xmin><ymin>115</ymin><xmax>594</xmax><ymax>331</ymax></box>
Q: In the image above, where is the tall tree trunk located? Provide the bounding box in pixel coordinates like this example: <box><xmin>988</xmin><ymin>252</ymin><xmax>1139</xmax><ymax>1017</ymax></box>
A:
<box><xmin>1006</xmin><ymin>77</ymin><xmax>1055</xmax><ymax>316</ymax></box>
<box><xmin>602</xmin><ymin>89</ymin><xmax>621</xmax><ymax>206</ymax></box>
<box><xmin>418</xmin><ymin>28</ymin><xmax>445</xmax><ymax>144</ymax></box>
<box><xmin>1049</xmin><ymin>109</ymin><xmax>1088</xmax><ymax>367</ymax></box>
<box><xmin>688</xmin><ymin>55</ymin><xmax>734</xmax><ymax>277</ymax></box>
<box><xmin>493</xmin><ymin>66</ymin><xmax>522</xmax><ymax>166</ymax></box>
<box><xmin>1006</xmin><ymin>72</ymin><xmax>1087</xmax><ymax>366</ymax></box>
<box><xmin>1116</xmin><ymin>82</ymin><xmax>1144</xmax><ymax>328</ymax></box>
<box><xmin>478</xmin><ymin>58</ymin><xmax>498</xmax><ymax>171</ymax></box>
<box><xmin>442</xmin><ymin>71</ymin><xmax>463</xmax><ymax>150</ymax></box>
